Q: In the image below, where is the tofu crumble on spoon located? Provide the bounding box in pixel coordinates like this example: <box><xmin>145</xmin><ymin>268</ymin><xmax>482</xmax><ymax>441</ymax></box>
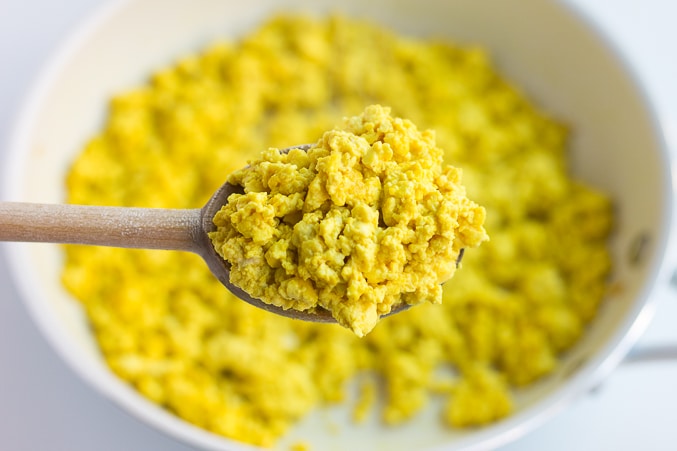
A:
<box><xmin>210</xmin><ymin>104</ymin><xmax>489</xmax><ymax>336</ymax></box>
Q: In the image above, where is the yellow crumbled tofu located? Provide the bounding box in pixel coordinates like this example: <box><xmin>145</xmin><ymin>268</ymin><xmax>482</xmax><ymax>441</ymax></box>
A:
<box><xmin>445</xmin><ymin>365</ymin><xmax>513</xmax><ymax>427</ymax></box>
<box><xmin>353</xmin><ymin>377</ymin><xmax>376</xmax><ymax>423</ymax></box>
<box><xmin>209</xmin><ymin>105</ymin><xmax>488</xmax><ymax>336</ymax></box>
<box><xmin>62</xmin><ymin>15</ymin><xmax>613</xmax><ymax>447</ymax></box>
<box><xmin>290</xmin><ymin>442</ymin><xmax>311</xmax><ymax>451</ymax></box>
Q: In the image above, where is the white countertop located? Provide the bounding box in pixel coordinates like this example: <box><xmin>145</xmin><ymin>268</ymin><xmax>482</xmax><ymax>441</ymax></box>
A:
<box><xmin>1</xmin><ymin>1</ymin><xmax>677</xmax><ymax>450</ymax></box>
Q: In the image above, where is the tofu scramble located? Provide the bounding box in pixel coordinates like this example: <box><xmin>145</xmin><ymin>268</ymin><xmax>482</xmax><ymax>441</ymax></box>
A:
<box><xmin>62</xmin><ymin>15</ymin><xmax>613</xmax><ymax>448</ymax></box>
<box><xmin>209</xmin><ymin>105</ymin><xmax>488</xmax><ymax>336</ymax></box>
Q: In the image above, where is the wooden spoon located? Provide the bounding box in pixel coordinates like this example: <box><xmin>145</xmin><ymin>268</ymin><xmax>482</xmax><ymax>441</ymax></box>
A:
<box><xmin>0</xmin><ymin>144</ymin><xmax>416</xmax><ymax>322</ymax></box>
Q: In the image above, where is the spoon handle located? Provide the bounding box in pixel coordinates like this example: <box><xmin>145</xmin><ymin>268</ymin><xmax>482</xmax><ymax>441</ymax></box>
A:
<box><xmin>0</xmin><ymin>202</ymin><xmax>203</xmax><ymax>253</ymax></box>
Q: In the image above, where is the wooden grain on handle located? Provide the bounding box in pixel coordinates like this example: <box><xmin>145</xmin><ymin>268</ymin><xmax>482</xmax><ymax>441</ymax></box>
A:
<box><xmin>0</xmin><ymin>202</ymin><xmax>203</xmax><ymax>253</ymax></box>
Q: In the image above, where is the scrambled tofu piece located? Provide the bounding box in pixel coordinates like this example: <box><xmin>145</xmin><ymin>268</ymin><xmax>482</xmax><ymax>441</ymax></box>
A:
<box><xmin>63</xmin><ymin>15</ymin><xmax>613</xmax><ymax>447</ymax></box>
<box><xmin>209</xmin><ymin>105</ymin><xmax>488</xmax><ymax>336</ymax></box>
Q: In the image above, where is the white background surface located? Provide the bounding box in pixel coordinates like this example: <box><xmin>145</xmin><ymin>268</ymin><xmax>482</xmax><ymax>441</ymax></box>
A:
<box><xmin>1</xmin><ymin>1</ymin><xmax>677</xmax><ymax>450</ymax></box>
